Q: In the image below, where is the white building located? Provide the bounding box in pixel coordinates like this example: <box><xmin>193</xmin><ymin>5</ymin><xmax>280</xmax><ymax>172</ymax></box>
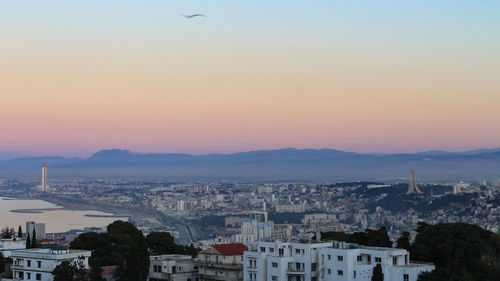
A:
<box><xmin>0</xmin><ymin>238</ymin><xmax>26</xmax><ymax>258</ymax></box>
<box><xmin>148</xmin><ymin>254</ymin><xmax>198</xmax><ymax>281</ymax></box>
<box><xmin>9</xmin><ymin>247</ymin><xmax>91</xmax><ymax>281</ymax></box>
<box><xmin>275</xmin><ymin>204</ymin><xmax>304</xmax><ymax>213</ymax></box>
<box><xmin>243</xmin><ymin>241</ymin><xmax>434</xmax><ymax>281</ymax></box>
<box><xmin>25</xmin><ymin>222</ymin><xmax>46</xmax><ymax>239</ymax></box>
<box><xmin>236</xmin><ymin>220</ymin><xmax>274</xmax><ymax>244</ymax></box>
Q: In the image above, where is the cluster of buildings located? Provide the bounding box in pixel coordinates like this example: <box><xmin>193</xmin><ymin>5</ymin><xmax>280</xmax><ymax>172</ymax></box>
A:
<box><xmin>1</xmin><ymin>230</ymin><xmax>434</xmax><ymax>281</ymax></box>
<box><xmin>148</xmin><ymin>240</ymin><xmax>433</xmax><ymax>281</ymax></box>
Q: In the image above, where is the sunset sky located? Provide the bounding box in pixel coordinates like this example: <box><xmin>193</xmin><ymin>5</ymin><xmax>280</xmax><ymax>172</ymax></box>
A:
<box><xmin>1</xmin><ymin>0</ymin><xmax>499</xmax><ymax>156</ymax></box>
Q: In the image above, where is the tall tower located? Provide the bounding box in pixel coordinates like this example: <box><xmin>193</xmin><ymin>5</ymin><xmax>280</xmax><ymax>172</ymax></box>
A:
<box><xmin>41</xmin><ymin>162</ymin><xmax>47</xmax><ymax>192</ymax></box>
<box><xmin>407</xmin><ymin>169</ymin><xmax>423</xmax><ymax>194</ymax></box>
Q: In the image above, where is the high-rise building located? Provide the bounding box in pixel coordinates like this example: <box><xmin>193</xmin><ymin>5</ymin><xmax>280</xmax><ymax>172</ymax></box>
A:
<box><xmin>41</xmin><ymin>162</ymin><xmax>48</xmax><ymax>192</ymax></box>
<box><xmin>26</xmin><ymin>221</ymin><xmax>46</xmax><ymax>239</ymax></box>
<box><xmin>407</xmin><ymin>169</ymin><xmax>423</xmax><ymax>194</ymax></box>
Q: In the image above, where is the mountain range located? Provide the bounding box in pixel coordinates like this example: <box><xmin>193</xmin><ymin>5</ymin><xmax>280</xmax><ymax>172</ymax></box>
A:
<box><xmin>1</xmin><ymin>148</ymin><xmax>499</xmax><ymax>181</ymax></box>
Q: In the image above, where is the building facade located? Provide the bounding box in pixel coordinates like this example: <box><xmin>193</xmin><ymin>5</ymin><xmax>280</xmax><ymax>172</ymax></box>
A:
<box><xmin>197</xmin><ymin>243</ymin><xmax>248</xmax><ymax>281</ymax></box>
<box><xmin>9</xmin><ymin>247</ymin><xmax>91</xmax><ymax>281</ymax></box>
<box><xmin>148</xmin><ymin>254</ymin><xmax>198</xmax><ymax>281</ymax></box>
<box><xmin>25</xmin><ymin>222</ymin><xmax>46</xmax><ymax>239</ymax></box>
<box><xmin>243</xmin><ymin>241</ymin><xmax>434</xmax><ymax>281</ymax></box>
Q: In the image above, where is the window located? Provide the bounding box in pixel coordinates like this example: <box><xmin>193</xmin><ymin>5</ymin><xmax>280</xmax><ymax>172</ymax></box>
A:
<box><xmin>311</xmin><ymin>263</ymin><xmax>317</xmax><ymax>271</ymax></box>
<box><xmin>272</xmin><ymin>276</ymin><xmax>278</xmax><ymax>281</ymax></box>
<box><xmin>337</xmin><ymin>270</ymin><xmax>343</xmax><ymax>276</ymax></box>
<box><xmin>393</xmin><ymin>257</ymin><xmax>398</xmax><ymax>266</ymax></box>
<box><xmin>403</xmin><ymin>274</ymin><xmax>409</xmax><ymax>281</ymax></box>
<box><xmin>327</xmin><ymin>269</ymin><xmax>331</xmax><ymax>275</ymax></box>
<box><xmin>353</xmin><ymin>270</ymin><xmax>356</xmax><ymax>279</ymax></box>
<box><xmin>337</xmin><ymin>255</ymin><xmax>343</xmax><ymax>261</ymax></box>
<box><xmin>301</xmin><ymin>249</ymin><xmax>305</xmax><ymax>254</ymax></box>
<box><xmin>357</xmin><ymin>255</ymin><xmax>362</xmax><ymax>262</ymax></box>
<box><xmin>270</xmin><ymin>248</ymin><xmax>274</xmax><ymax>253</ymax></box>
<box><xmin>36</xmin><ymin>273</ymin><xmax>41</xmax><ymax>281</ymax></box>
<box><xmin>260</xmin><ymin>247</ymin><xmax>266</xmax><ymax>253</ymax></box>
<box><xmin>279</xmin><ymin>248</ymin><xmax>284</xmax><ymax>257</ymax></box>
<box><xmin>272</xmin><ymin>262</ymin><xmax>278</xmax><ymax>268</ymax></box>
<box><xmin>295</xmin><ymin>249</ymin><xmax>301</xmax><ymax>254</ymax></box>
<box><xmin>375</xmin><ymin>257</ymin><xmax>382</xmax><ymax>263</ymax></box>
<box><xmin>327</xmin><ymin>255</ymin><xmax>331</xmax><ymax>260</ymax></box>
<box><xmin>27</xmin><ymin>273</ymin><xmax>31</xmax><ymax>279</ymax></box>
<box><xmin>311</xmin><ymin>277</ymin><xmax>317</xmax><ymax>281</ymax></box>
<box><xmin>37</xmin><ymin>261</ymin><xmax>41</xmax><ymax>268</ymax></box>
<box><xmin>27</xmin><ymin>260</ymin><xmax>31</xmax><ymax>267</ymax></box>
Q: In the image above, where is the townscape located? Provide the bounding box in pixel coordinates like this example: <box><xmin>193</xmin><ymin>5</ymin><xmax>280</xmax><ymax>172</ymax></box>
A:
<box><xmin>0</xmin><ymin>164</ymin><xmax>499</xmax><ymax>281</ymax></box>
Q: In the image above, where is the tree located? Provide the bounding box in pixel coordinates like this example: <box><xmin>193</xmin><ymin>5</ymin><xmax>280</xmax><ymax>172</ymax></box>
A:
<box><xmin>52</xmin><ymin>258</ymin><xmax>87</xmax><ymax>281</ymax></box>
<box><xmin>0</xmin><ymin>227</ymin><xmax>15</xmax><ymax>239</ymax></box>
<box><xmin>107</xmin><ymin>221</ymin><xmax>149</xmax><ymax>281</ymax></box>
<box><xmin>397</xmin><ymin>231</ymin><xmax>411</xmax><ymax>251</ymax></box>
<box><xmin>321</xmin><ymin>227</ymin><xmax>392</xmax><ymax>247</ymax></box>
<box><xmin>412</xmin><ymin>223</ymin><xmax>500</xmax><ymax>281</ymax></box>
<box><xmin>70</xmin><ymin>220</ymin><xmax>150</xmax><ymax>281</ymax></box>
<box><xmin>26</xmin><ymin>233</ymin><xmax>31</xmax><ymax>249</ymax></box>
<box><xmin>17</xmin><ymin>225</ymin><xmax>22</xmax><ymax>238</ymax></box>
<box><xmin>31</xmin><ymin>229</ymin><xmax>37</xmax><ymax>248</ymax></box>
<box><xmin>371</xmin><ymin>263</ymin><xmax>383</xmax><ymax>281</ymax></box>
<box><xmin>52</xmin><ymin>261</ymin><xmax>76</xmax><ymax>281</ymax></box>
<box><xmin>146</xmin><ymin>232</ymin><xmax>179</xmax><ymax>255</ymax></box>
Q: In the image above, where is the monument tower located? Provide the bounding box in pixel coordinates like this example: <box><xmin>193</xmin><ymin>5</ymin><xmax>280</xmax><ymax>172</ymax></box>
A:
<box><xmin>407</xmin><ymin>169</ymin><xmax>423</xmax><ymax>194</ymax></box>
<box><xmin>41</xmin><ymin>162</ymin><xmax>47</xmax><ymax>192</ymax></box>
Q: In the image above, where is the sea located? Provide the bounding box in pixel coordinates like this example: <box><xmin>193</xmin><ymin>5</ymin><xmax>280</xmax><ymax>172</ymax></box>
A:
<box><xmin>0</xmin><ymin>197</ymin><xmax>128</xmax><ymax>233</ymax></box>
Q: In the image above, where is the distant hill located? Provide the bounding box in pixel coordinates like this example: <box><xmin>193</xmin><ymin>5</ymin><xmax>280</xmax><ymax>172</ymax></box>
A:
<box><xmin>0</xmin><ymin>148</ymin><xmax>499</xmax><ymax>181</ymax></box>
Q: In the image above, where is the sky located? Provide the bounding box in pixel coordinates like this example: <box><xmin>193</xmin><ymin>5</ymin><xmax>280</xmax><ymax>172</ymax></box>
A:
<box><xmin>1</xmin><ymin>0</ymin><xmax>499</xmax><ymax>157</ymax></box>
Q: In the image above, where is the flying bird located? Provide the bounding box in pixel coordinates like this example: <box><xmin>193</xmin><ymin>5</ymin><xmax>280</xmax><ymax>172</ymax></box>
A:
<box><xmin>182</xmin><ymin>14</ymin><xmax>206</xmax><ymax>19</ymax></box>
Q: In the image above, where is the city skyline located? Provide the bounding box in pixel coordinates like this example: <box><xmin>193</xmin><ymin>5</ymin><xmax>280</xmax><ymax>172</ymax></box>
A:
<box><xmin>1</xmin><ymin>0</ymin><xmax>499</xmax><ymax>157</ymax></box>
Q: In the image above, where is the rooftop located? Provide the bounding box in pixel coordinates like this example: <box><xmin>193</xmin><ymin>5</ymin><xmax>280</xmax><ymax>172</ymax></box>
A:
<box><xmin>212</xmin><ymin>243</ymin><xmax>248</xmax><ymax>256</ymax></box>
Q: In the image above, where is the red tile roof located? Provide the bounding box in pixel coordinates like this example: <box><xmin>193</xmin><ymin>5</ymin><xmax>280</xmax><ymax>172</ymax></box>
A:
<box><xmin>212</xmin><ymin>243</ymin><xmax>248</xmax><ymax>256</ymax></box>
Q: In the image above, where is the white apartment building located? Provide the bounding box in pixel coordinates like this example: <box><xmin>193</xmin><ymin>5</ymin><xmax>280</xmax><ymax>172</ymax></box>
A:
<box><xmin>243</xmin><ymin>241</ymin><xmax>434</xmax><ymax>281</ymax></box>
<box><xmin>148</xmin><ymin>254</ymin><xmax>198</xmax><ymax>281</ymax></box>
<box><xmin>9</xmin><ymin>247</ymin><xmax>91</xmax><ymax>281</ymax></box>
<box><xmin>0</xmin><ymin>238</ymin><xmax>26</xmax><ymax>258</ymax></box>
<box><xmin>234</xmin><ymin>220</ymin><xmax>274</xmax><ymax>244</ymax></box>
<box><xmin>244</xmin><ymin>241</ymin><xmax>331</xmax><ymax>281</ymax></box>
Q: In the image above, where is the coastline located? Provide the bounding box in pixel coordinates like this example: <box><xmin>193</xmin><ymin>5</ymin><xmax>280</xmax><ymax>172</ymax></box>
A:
<box><xmin>3</xmin><ymin>195</ymin><xmax>132</xmax><ymax>219</ymax></box>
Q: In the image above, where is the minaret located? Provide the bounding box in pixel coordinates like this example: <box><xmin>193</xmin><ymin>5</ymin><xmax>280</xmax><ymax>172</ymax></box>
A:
<box><xmin>41</xmin><ymin>162</ymin><xmax>47</xmax><ymax>192</ymax></box>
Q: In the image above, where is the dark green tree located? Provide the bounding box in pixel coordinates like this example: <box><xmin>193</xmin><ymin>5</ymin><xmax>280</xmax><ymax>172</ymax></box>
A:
<box><xmin>322</xmin><ymin>227</ymin><xmax>392</xmax><ymax>247</ymax></box>
<box><xmin>0</xmin><ymin>227</ymin><xmax>15</xmax><ymax>239</ymax></box>
<box><xmin>107</xmin><ymin>221</ymin><xmax>149</xmax><ymax>281</ymax></box>
<box><xmin>0</xmin><ymin>252</ymin><xmax>6</xmax><ymax>273</ymax></box>
<box><xmin>17</xmin><ymin>225</ymin><xmax>22</xmax><ymax>238</ymax></box>
<box><xmin>371</xmin><ymin>263</ymin><xmax>383</xmax><ymax>281</ymax></box>
<box><xmin>52</xmin><ymin>260</ymin><xmax>76</xmax><ymax>281</ymax></box>
<box><xmin>26</xmin><ymin>233</ymin><xmax>31</xmax><ymax>248</ymax></box>
<box><xmin>74</xmin><ymin>258</ymin><xmax>88</xmax><ymax>281</ymax></box>
<box><xmin>31</xmin><ymin>229</ymin><xmax>37</xmax><ymax>248</ymax></box>
<box><xmin>146</xmin><ymin>232</ymin><xmax>180</xmax><ymax>254</ymax></box>
<box><xmin>413</xmin><ymin>223</ymin><xmax>500</xmax><ymax>281</ymax></box>
<box><xmin>71</xmin><ymin>220</ymin><xmax>150</xmax><ymax>281</ymax></box>
<box><xmin>397</xmin><ymin>231</ymin><xmax>411</xmax><ymax>251</ymax></box>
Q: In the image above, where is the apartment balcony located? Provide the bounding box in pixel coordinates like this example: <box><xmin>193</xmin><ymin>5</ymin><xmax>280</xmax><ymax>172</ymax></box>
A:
<box><xmin>246</xmin><ymin>266</ymin><xmax>258</xmax><ymax>272</ymax></box>
<box><xmin>199</xmin><ymin>274</ymin><xmax>243</xmax><ymax>281</ymax></box>
<box><xmin>197</xmin><ymin>261</ymin><xmax>243</xmax><ymax>270</ymax></box>
<box><xmin>286</xmin><ymin>268</ymin><xmax>305</xmax><ymax>275</ymax></box>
